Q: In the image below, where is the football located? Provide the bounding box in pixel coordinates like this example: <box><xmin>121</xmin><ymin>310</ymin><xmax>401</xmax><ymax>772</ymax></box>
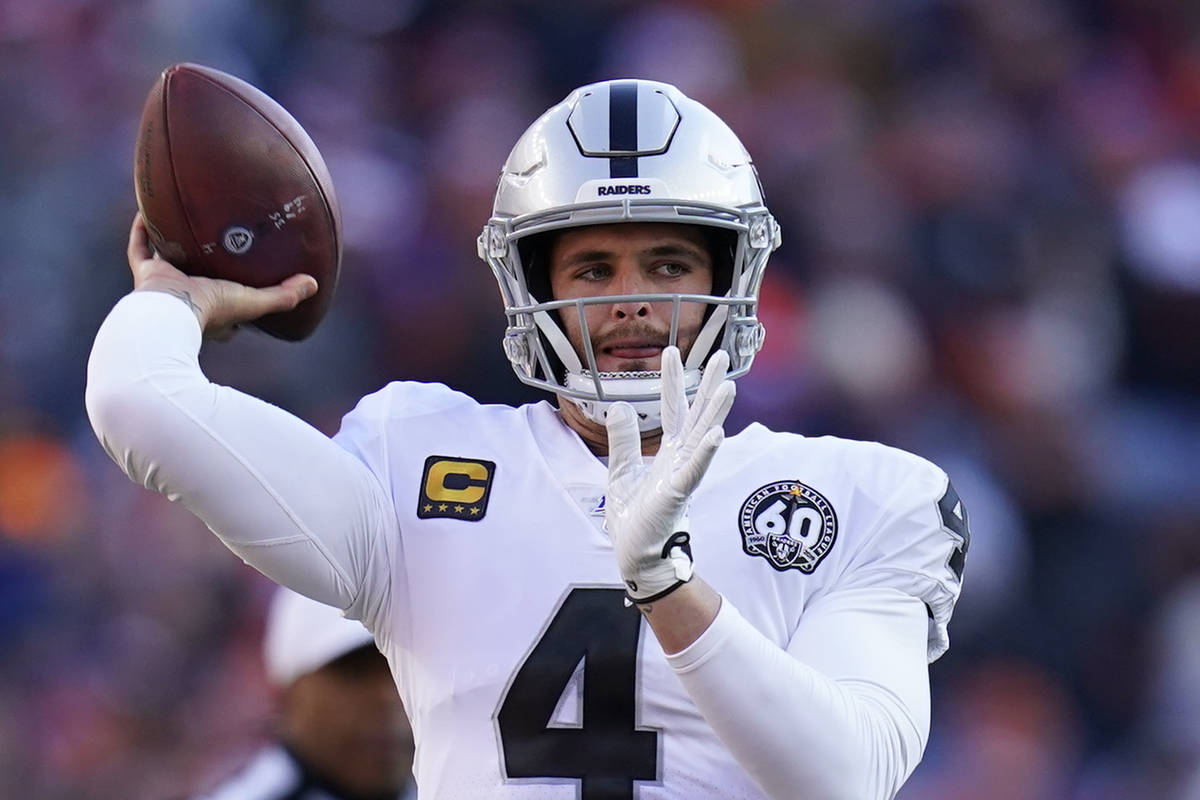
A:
<box><xmin>133</xmin><ymin>63</ymin><xmax>341</xmax><ymax>341</ymax></box>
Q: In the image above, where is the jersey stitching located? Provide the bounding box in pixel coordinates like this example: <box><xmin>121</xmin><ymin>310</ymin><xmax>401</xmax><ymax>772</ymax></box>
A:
<box><xmin>235</xmin><ymin>533</ymin><xmax>312</xmax><ymax>547</ymax></box>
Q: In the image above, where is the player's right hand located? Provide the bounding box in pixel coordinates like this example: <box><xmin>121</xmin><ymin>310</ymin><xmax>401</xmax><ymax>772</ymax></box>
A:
<box><xmin>127</xmin><ymin>213</ymin><xmax>317</xmax><ymax>339</ymax></box>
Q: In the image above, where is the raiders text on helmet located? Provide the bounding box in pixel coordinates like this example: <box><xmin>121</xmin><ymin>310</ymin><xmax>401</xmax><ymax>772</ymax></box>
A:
<box><xmin>478</xmin><ymin>79</ymin><xmax>781</xmax><ymax>430</ymax></box>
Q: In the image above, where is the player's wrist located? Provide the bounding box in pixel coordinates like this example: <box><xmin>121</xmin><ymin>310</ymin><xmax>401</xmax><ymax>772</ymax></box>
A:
<box><xmin>136</xmin><ymin>283</ymin><xmax>209</xmax><ymax>324</ymax></box>
<box><xmin>621</xmin><ymin>529</ymin><xmax>695</xmax><ymax>603</ymax></box>
<box><xmin>627</xmin><ymin>574</ymin><xmax>692</xmax><ymax>606</ymax></box>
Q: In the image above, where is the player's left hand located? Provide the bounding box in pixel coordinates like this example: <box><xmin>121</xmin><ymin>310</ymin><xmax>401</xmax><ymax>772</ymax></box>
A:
<box><xmin>605</xmin><ymin>346</ymin><xmax>735</xmax><ymax>604</ymax></box>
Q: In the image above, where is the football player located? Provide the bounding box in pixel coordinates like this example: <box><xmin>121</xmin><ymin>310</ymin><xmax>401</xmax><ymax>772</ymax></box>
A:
<box><xmin>87</xmin><ymin>80</ymin><xmax>969</xmax><ymax>799</ymax></box>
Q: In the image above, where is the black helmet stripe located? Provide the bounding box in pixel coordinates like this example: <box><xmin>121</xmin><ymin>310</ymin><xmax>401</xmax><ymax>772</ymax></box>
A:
<box><xmin>608</xmin><ymin>80</ymin><xmax>639</xmax><ymax>178</ymax></box>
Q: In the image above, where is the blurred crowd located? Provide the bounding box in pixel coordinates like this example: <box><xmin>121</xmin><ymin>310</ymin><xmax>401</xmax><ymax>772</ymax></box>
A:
<box><xmin>1</xmin><ymin>0</ymin><xmax>1199</xmax><ymax>797</ymax></box>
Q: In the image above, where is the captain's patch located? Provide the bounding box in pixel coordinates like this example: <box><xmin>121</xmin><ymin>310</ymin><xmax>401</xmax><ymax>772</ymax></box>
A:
<box><xmin>739</xmin><ymin>480</ymin><xmax>838</xmax><ymax>573</ymax></box>
<box><xmin>418</xmin><ymin>456</ymin><xmax>495</xmax><ymax>521</ymax></box>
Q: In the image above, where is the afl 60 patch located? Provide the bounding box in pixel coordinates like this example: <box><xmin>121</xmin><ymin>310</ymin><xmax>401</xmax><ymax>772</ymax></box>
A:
<box><xmin>739</xmin><ymin>480</ymin><xmax>837</xmax><ymax>573</ymax></box>
<box><xmin>418</xmin><ymin>456</ymin><xmax>495</xmax><ymax>521</ymax></box>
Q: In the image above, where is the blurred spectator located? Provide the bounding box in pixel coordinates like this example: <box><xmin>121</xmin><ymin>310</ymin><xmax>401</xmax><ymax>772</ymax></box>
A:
<box><xmin>195</xmin><ymin>587</ymin><xmax>414</xmax><ymax>800</ymax></box>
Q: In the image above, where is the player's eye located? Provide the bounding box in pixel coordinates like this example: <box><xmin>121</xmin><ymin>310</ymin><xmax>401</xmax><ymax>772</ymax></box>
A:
<box><xmin>655</xmin><ymin>262</ymin><xmax>688</xmax><ymax>278</ymax></box>
<box><xmin>575</xmin><ymin>264</ymin><xmax>611</xmax><ymax>281</ymax></box>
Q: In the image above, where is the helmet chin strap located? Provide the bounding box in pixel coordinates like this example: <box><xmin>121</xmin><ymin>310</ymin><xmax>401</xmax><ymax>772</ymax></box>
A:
<box><xmin>685</xmin><ymin>302</ymin><xmax>728</xmax><ymax>370</ymax></box>
<box><xmin>564</xmin><ymin>370</ymin><xmax>702</xmax><ymax>432</ymax></box>
<box><xmin>533</xmin><ymin>307</ymin><xmax>583</xmax><ymax>373</ymax></box>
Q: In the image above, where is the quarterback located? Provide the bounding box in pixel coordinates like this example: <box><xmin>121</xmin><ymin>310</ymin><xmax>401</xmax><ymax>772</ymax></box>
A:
<box><xmin>87</xmin><ymin>80</ymin><xmax>968</xmax><ymax>799</ymax></box>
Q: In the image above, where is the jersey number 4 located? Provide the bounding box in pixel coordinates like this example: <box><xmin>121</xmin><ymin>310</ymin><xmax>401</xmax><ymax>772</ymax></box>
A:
<box><xmin>497</xmin><ymin>588</ymin><xmax>657</xmax><ymax>799</ymax></box>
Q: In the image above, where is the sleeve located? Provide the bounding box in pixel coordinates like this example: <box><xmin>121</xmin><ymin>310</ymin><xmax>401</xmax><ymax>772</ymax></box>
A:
<box><xmin>666</xmin><ymin>589</ymin><xmax>930</xmax><ymax>800</ymax></box>
<box><xmin>85</xmin><ymin>291</ymin><xmax>398</xmax><ymax>621</ymax></box>
<box><xmin>836</xmin><ymin>452</ymin><xmax>969</xmax><ymax>662</ymax></box>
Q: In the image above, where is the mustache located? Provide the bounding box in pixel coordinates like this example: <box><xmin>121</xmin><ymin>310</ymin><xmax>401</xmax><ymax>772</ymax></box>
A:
<box><xmin>590</xmin><ymin>325</ymin><xmax>672</xmax><ymax>350</ymax></box>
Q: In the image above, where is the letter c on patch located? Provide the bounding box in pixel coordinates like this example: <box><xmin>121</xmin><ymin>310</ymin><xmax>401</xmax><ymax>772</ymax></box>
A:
<box><xmin>425</xmin><ymin>459</ymin><xmax>490</xmax><ymax>503</ymax></box>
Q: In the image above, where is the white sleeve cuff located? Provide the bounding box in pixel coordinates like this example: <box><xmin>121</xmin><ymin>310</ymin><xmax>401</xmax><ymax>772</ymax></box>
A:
<box><xmin>664</xmin><ymin>594</ymin><xmax>740</xmax><ymax>674</ymax></box>
<box><xmin>117</xmin><ymin>288</ymin><xmax>203</xmax><ymax>341</ymax></box>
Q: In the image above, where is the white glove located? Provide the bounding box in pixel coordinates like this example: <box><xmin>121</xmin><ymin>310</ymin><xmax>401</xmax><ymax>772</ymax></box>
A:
<box><xmin>605</xmin><ymin>345</ymin><xmax>735</xmax><ymax>604</ymax></box>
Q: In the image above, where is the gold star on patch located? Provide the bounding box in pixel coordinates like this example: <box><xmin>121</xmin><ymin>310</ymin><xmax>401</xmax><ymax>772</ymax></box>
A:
<box><xmin>470</xmin><ymin>507</ymin><xmax>480</xmax><ymax>515</ymax></box>
<box><xmin>454</xmin><ymin>505</ymin><xmax>464</xmax><ymax>513</ymax></box>
<box><xmin>438</xmin><ymin>503</ymin><xmax>448</xmax><ymax>512</ymax></box>
<box><xmin>423</xmin><ymin>504</ymin><xmax>433</xmax><ymax>513</ymax></box>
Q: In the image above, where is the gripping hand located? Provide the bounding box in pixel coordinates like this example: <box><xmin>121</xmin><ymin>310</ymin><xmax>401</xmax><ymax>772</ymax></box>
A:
<box><xmin>605</xmin><ymin>346</ymin><xmax>735</xmax><ymax>604</ymax></box>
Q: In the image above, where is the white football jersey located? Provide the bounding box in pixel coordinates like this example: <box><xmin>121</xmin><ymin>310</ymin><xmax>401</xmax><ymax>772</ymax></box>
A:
<box><xmin>86</xmin><ymin>294</ymin><xmax>968</xmax><ymax>799</ymax></box>
<box><xmin>331</xmin><ymin>381</ymin><xmax>967</xmax><ymax>800</ymax></box>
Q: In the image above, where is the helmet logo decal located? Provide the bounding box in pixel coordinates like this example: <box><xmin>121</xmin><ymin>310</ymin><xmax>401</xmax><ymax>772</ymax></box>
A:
<box><xmin>597</xmin><ymin>184</ymin><xmax>651</xmax><ymax>196</ymax></box>
<box><xmin>608</xmin><ymin>80</ymin><xmax>639</xmax><ymax>178</ymax></box>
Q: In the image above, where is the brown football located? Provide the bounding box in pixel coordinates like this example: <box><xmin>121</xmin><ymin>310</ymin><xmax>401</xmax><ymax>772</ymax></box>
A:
<box><xmin>133</xmin><ymin>63</ymin><xmax>341</xmax><ymax>340</ymax></box>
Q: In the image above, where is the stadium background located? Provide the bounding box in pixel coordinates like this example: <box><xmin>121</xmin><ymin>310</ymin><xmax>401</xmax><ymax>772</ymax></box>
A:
<box><xmin>2</xmin><ymin>0</ymin><xmax>1199</xmax><ymax>797</ymax></box>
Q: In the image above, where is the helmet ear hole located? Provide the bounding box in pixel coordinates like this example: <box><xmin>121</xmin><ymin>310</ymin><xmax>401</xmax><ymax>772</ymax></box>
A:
<box><xmin>691</xmin><ymin>227</ymin><xmax>738</xmax><ymax>365</ymax></box>
<box><xmin>704</xmin><ymin>227</ymin><xmax>737</xmax><ymax>300</ymax></box>
<box><xmin>518</xmin><ymin>231</ymin><xmax>568</xmax><ymax>383</ymax></box>
<box><xmin>518</xmin><ymin>231</ymin><xmax>558</xmax><ymax>304</ymax></box>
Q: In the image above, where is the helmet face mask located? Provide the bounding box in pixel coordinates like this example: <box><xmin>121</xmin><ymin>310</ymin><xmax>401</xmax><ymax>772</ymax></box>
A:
<box><xmin>478</xmin><ymin>79</ymin><xmax>781</xmax><ymax>431</ymax></box>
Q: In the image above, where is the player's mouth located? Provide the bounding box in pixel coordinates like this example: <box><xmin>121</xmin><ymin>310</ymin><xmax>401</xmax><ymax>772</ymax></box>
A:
<box><xmin>595</xmin><ymin>338</ymin><xmax>668</xmax><ymax>370</ymax></box>
<box><xmin>604</xmin><ymin>342</ymin><xmax>664</xmax><ymax>360</ymax></box>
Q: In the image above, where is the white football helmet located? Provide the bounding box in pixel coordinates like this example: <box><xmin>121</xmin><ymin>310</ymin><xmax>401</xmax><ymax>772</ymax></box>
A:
<box><xmin>478</xmin><ymin>79</ymin><xmax>781</xmax><ymax>430</ymax></box>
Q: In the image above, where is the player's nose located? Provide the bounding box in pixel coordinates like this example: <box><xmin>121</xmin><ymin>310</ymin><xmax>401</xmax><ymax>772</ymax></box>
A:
<box><xmin>610</xmin><ymin>263</ymin><xmax>652</xmax><ymax>318</ymax></box>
